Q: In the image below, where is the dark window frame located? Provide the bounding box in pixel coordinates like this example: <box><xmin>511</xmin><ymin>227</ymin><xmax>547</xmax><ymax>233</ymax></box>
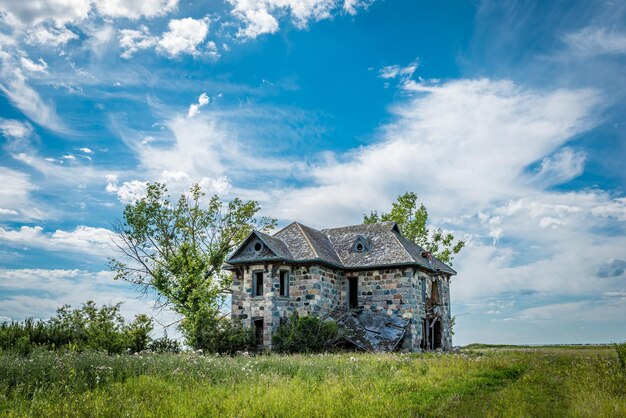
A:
<box><xmin>252</xmin><ymin>271</ymin><xmax>264</xmax><ymax>297</ymax></box>
<box><xmin>279</xmin><ymin>270</ymin><xmax>289</xmax><ymax>297</ymax></box>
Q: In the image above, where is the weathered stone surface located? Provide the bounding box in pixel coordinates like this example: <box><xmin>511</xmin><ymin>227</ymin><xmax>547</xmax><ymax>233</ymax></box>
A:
<box><xmin>228</xmin><ymin>222</ymin><xmax>455</xmax><ymax>352</ymax></box>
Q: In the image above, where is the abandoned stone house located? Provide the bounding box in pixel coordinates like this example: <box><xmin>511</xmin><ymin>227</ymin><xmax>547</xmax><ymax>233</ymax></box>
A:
<box><xmin>226</xmin><ymin>221</ymin><xmax>456</xmax><ymax>352</ymax></box>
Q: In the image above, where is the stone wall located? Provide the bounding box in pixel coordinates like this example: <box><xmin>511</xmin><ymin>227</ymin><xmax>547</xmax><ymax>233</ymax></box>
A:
<box><xmin>231</xmin><ymin>263</ymin><xmax>453</xmax><ymax>351</ymax></box>
<box><xmin>231</xmin><ymin>263</ymin><xmax>345</xmax><ymax>348</ymax></box>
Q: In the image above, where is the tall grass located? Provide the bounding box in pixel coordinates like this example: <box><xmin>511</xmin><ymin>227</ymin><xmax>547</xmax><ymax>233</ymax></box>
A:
<box><xmin>1</xmin><ymin>346</ymin><xmax>624</xmax><ymax>417</ymax></box>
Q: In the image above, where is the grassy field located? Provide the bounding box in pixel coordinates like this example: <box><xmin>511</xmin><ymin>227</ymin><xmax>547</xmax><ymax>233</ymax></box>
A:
<box><xmin>1</xmin><ymin>345</ymin><xmax>624</xmax><ymax>417</ymax></box>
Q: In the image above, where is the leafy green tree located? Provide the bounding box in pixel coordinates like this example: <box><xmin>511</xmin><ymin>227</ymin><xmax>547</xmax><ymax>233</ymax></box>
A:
<box><xmin>364</xmin><ymin>192</ymin><xmax>464</xmax><ymax>264</ymax></box>
<box><xmin>109</xmin><ymin>182</ymin><xmax>276</xmax><ymax>343</ymax></box>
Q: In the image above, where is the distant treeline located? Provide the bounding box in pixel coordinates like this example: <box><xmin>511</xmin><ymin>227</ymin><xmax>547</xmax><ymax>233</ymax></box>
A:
<box><xmin>0</xmin><ymin>301</ymin><xmax>180</xmax><ymax>355</ymax></box>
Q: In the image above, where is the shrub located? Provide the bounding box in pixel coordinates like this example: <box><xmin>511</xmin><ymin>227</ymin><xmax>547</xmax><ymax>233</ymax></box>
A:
<box><xmin>148</xmin><ymin>335</ymin><xmax>182</xmax><ymax>353</ymax></box>
<box><xmin>0</xmin><ymin>301</ymin><xmax>153</xmax><ymax>355</ymax></box>
<box><xmin>272</xmin><ymin>313</ymin><xmax>341</xmax><ymax>353</ymax></box>
<box><xmin>181</xmin><ymin>312</ymin><xmax>255</xmax><ymax>354</ymax></box>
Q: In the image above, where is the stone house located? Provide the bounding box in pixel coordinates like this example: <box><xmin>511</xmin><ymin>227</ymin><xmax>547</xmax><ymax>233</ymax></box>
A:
<box><xmin>226</xmin><ymin>221</ymin><xmax>456</xmax><ymax>352</ymax></box>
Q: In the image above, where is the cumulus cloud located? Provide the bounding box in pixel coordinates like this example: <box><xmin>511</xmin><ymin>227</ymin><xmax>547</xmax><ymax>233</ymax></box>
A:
<box><xmin>0</xmin><ymin>0</ymin><xmax>178</xmax><ymax>28</ymax></box>
<box><xmin>187</xmin><ymin>92</ymin><xmax>210</xmax><ymax>118</ymax></box>
<box><xmin>120</xmin><ymin>18</ymin><xmax>212</xmax><ymax>59</ymax></box>
<box><xmin>105</xmin><ymin>170</ymin><xmax>231</xmax><ymax>204</ymax></box>
<box><xmin>105</xmin><ymin>175</ymin><xmax>147</xmax><ymax>204</ymax></box>
<box><xmin>157</xmin><ymin>17</ymin><xmax>210</xmax><ymax>57</ymax></box>
<box><xmin>118</xmin><ymin>25</ymin><xmax>157</xmax><ymax>59</ymax></box>
<box><xmin>229</xmin><ymin>0</ymin><xmax>370</xmax><ymax>39</ymax></box>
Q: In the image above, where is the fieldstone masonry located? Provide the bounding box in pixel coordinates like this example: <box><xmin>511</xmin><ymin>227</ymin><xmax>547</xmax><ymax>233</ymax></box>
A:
<box><xmin>228</xmin><ymin>221</ymin><xmax>456</xmax><ymax>351</ymax></box>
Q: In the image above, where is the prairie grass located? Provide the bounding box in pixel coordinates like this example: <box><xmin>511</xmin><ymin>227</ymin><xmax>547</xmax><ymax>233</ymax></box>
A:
<box><xmin>0</xmin><ymin>345</ymin><xmax>624</xmax><ymax>417</ymax></box>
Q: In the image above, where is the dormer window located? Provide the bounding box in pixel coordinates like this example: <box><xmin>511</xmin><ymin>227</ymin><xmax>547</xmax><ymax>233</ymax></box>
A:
<box><xmin>351</xmin><ymin>235</ymin><xmax>370</xmax><ymax>253</ymax></box>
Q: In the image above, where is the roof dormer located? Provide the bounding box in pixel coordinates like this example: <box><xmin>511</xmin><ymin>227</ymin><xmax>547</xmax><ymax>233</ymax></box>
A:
<box><xmin>351</xmin><ymin>235</ymin><xmax>370</xmax><ymax>253</ymax></box>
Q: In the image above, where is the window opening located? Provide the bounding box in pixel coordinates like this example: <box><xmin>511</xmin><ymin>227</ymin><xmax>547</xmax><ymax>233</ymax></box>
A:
<box><xmin>431</xmin><ymin>280</ymin><xmax>439</xmax><ymax>305</ymax></box>
<box><xmin>279</xmin><ymin>270</ymin><xmax>289</xmax><ymax>296</ymax></box>
<box><xmin>254</xmin><ymin>271</ymin><xmax>264</xmax><ymax>297</ymax></box>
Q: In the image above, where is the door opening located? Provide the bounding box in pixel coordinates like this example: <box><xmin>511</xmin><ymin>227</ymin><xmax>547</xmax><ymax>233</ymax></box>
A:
<box><xmin>347</xmin><ymin>277</ymin><xmax>358</xmax><ymax>309</ymax></box>
<box><xmin>253</xmin><ymin>318</ymin><xmax>264</xmax><ymax>347</ymax></box>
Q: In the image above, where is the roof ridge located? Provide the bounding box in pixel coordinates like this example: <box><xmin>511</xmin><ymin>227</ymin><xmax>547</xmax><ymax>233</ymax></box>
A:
<box><xmin>273</xmin><ymin>221</ymin><xmax>298</xmax><ymax>236</ymax></box>
<box><xmin>294</xmin><ymin>222</ymin><xmax>319</xmax><ymax>259</ymax></box>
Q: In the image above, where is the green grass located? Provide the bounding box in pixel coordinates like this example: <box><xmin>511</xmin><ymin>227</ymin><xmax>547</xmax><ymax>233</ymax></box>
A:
<box><xmin>1</xmin><ymin>346</ymin><xmax>624</xmax><ymax>417</ymax></box>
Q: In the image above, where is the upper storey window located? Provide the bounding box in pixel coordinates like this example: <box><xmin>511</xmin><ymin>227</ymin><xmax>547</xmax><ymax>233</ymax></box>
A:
<box><xmin>351</xmin><ymin>235</ymin><xmax>370</xmax><ymax>253</ymax></box>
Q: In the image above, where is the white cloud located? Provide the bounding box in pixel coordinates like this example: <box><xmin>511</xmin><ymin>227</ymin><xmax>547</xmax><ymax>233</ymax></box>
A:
<box><xmin>0</xmin><ymin>52</ymin><xmax>68</xmax><ymax>133</ymax></box>
<box><xmin>93</xmin><ymin>0</ymin><xmax>178</xmax><ymax>20</ymax></box>
<box><xmin>379</xmin><ymin>60</ymin><xmax>418</xmax><ymax>80</ymax></box>
<box><xmin>105</xmin><ymin>170</ymin><xmax>231</xmax><ymax>204</ymax></box>
<box><xmin>564</xmin><ymin>26</ymin><xmax>626</xmax><ymax>57</ymax></box>
<box><xmin>531</xmin><ymin>147</ymin><xmax>587</xmax><ymax>187</ymax></box>
<box><xmin>0</xmin><ymin>225</ymin><xmax>115</xmax><ymax>256</ymax></box>
<box><xmin>0</xmin><ymin>166</ymin><xmax>40</xmax><ymax>220</ymax></box>
<box><xmin>25</xmin><ymin>25</ymin><xmax>79</xmax><ymax>46</ymax></box>
<box><xmin>187</xmin><ymin>92</ymin><xmax>210</xmax><ymax>118</ymax></box>
<box><xmin>118</xmin><ymin>25</ymin><xmax>157</xmax><ymax>59</ymax></box>
<box><xmin>591</xmin><ymin>197</ymin><xmax>626</xmax><ymax>221</ymax></box>
<box><xmin>0</xmin><ymin>0</ymin><xmax>92</xmax><ymax>28</ymax></box>
<box><xmin>105</xmin><ymin>175</ymin><xmax>147</xmax><ymax>204</ymax></box>
<box><xmin>157</xmin><ymin>17</ymin><xmax>209</xmax><ymax>57</ymax></box>
<box><xmin>79</xmin><ymin>147</ymin><xmax>93</xmax><ymax>154</ymax></box>
<box><xmin>0</xmin><ymin>0</ymin><xmax>178</xmax><ymax>29</ymax></box>
<box><xmin>264</xmin><ymin>79</ymin><xmax>601</xmax><ymax>226</ymax></box>
<box><xmin>120</xmin><ymin>18</ymin><xmax>212</xmax><ymax>59</ymax></box>
<box><xmin>19</xmin><ymin>56</ymin><xmax>48</xmax><ymax>73</ymax></box>
<box><xmin>0</xmin><ymin>118</ymin><xmax>33</xmax><ymax>139</ymax></box>
<box><xmin>229</xmin><ymin>0</ymin><xmax>367</xmax><ymax>39</ymax></box>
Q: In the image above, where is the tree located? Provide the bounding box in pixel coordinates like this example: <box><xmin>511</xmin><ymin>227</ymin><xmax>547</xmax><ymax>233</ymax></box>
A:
<box><xmin>109</xmin><ymin>182</ymin><xmax>276</xmax><ymax>342</ymax></box>
<box><xmin>364</xmin><ymin>192</ymin><xmax>464</xmax><ymax>264</ymax></box>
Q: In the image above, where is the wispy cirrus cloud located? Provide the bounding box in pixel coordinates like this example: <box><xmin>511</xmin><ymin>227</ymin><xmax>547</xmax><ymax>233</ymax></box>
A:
<box><xmin>563</xmin><ymin>26</ymin><xmax>626</xmax><ymax>57</ymax></box>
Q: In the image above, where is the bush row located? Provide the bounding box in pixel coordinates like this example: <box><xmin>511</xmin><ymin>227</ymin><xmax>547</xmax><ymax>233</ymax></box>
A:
<box><xmin>0</xmin><ymin>301</ymin><xmax>179</xmax><ymax>355</ymax></box>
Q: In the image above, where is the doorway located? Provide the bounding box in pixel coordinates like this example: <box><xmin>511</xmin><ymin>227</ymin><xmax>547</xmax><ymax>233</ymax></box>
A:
<box><xmin>253</xmin><ymin>318</ymin><xmax>264</xmax><ymax>347</ymax></box>
<box><xmin>347</xmin><ymin>277</ymin><xmax>358</xmax><ymax>309</ymax></box>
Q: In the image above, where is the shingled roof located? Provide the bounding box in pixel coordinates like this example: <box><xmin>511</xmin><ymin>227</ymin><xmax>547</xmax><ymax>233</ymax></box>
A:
<box><xmin>226</xmin><ymin>221</ymin><xmax>456</xmax><ymax>275</ymax></box>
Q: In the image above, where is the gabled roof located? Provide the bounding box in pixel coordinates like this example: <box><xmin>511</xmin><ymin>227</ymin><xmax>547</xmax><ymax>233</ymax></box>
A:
<box><xmin>227</xmin><ymin>230</ymin><xmax>292</xmax><ymax>263</ymax></box>
<box><xmin>226</xmin><ymin>221</ymin><xmax>456</xmax><ymax>275</ymax></box>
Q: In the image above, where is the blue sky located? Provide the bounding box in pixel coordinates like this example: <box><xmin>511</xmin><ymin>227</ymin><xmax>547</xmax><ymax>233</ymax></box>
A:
<box><xmin>1</xmin><ymin>0</ymin><xmax>625</xmax><ymax>345</ymax></box>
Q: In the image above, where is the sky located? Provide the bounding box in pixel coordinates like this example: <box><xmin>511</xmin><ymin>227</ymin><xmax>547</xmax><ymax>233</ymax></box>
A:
<box><xmin>0</xmin><ymin>0</ymin><xmax>625</xmax><ymax>346</ymax></box>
